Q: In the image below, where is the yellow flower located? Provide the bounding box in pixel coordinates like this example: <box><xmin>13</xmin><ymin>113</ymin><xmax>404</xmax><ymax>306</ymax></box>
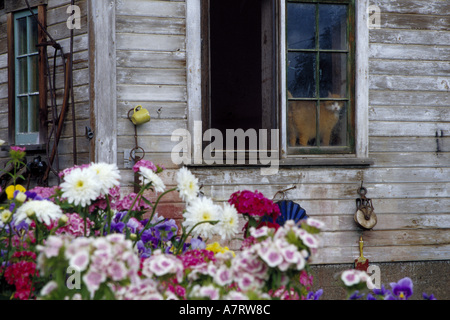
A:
<box><xmin>206</xmin><ymin>242</ymin><xmax>235</xmax><ymax>257</ymax></box>
<box><xmin>5</xmin><ymin>185</ymin><xmax>26</xmax><ymax>200</ymax></box>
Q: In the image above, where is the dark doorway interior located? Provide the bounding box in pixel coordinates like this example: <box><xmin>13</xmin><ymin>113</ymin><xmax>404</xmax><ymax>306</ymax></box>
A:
<box><xmin>209</xmin><ymin>0</ymin><xmax>263</xmax><ymax>134</ymax></box>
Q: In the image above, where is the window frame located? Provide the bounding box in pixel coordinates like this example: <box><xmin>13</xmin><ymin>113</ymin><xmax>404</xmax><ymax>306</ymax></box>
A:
<box><xmin>285</xmin><ymin>0</ymin><xmax>355</xmax><ymax>155</ymax></box>
<box><xmin>279</xmin><ymin>0</ymin><xmax>369</xmax><ymax>163</ymax></box>
<box><xmin>7</xmin><ymin>6</ymin><xmax>47</xmax><ymax>148</ymax></box>
<box><xmin>186</xmin><ymin>0</ymin><xmax>370</xmax><ymax>166</ymax></box>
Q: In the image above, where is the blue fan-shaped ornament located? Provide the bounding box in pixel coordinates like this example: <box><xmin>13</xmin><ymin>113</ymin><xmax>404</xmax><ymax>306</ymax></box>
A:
<box><xmin>262</xmin><ymin>200</ymin><xmax>308</xmax><ymax>226</ymax></box>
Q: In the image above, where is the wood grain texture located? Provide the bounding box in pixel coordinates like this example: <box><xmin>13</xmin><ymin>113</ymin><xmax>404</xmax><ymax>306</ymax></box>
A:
<box><xmin>88</xmin><ymin>0</ymin><xmax>117</xmax><ymax>164</ymax></box>
<box><xmin>1</xmin><ymin>0</ymin><xmax>449</xmax><ymax>265</ymax></box>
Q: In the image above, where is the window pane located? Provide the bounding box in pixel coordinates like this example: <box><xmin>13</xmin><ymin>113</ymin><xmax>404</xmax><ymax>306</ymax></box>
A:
<box><xmin>29</xmin><ymin>94</ymin><xmax>40</xmax><ymax>132</ymax></box>
<box><xmin>319</xmin><ymin>53</ymin><xmax>347</xmax><ymax>98</ymax></box>
<box><xmin>29</xmin><ymin>55</ymin><xmax>39</xmax><ymax>92</ymax></box>
<box><xmin>319</xmin><ymin>4</ymin><xmax>347</xmax><ymax>50</ymax></box>
<box><xmin>17</xmin><ymin>57</ymin><xmax>28</xmax><ymax>94</ymax></box>
<box><xmin>18</xmin><ymin>97</ymin><xmax>29</xmax><ymax>133</ymax></box>
<box><xmin>17</xmin><ymin>17</ymin><xmax>27</xmax><ymax>55</ymax></box>
<box><xmin>288</xmin><ymin>100</ymin><xmax>316</xmax><ymax>147</ymax></box>
<box><xmin>287</xmin><ymin>3</ymin><xmax>316</xmax><ymax>50</ymax></box>
<box><xmin>29</xmin><ymin>16</ymin><xmax>39</xmax><ymax>54</ymax></box>
<box><xmin>319</xmin><ymin>100</ymin><xmax>346</xmax><ymax>146</ymax></box>
<box><xmin>288</xmin><ymin>52</ymin><xmax>316</xmax><ymax>98</ymax></box>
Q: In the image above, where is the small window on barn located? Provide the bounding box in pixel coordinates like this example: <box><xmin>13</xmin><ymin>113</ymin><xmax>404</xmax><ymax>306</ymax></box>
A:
<box><xmin>7</xmin><ymin>7</ymin><xmax>46</xmax><ymax>146</ymax></box>
<box><xmin>286</xmin><ymin>0</ymin><xmax>355</xmax><ymax>155</ymax></box>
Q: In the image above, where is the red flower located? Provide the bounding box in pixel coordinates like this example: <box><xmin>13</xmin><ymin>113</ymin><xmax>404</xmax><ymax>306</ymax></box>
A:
<box><xmin>230</xmin><ymin>190</ymin><xmax>281</xmax><ymax>237</ymax></box>
<box><xmin>4</xmin><ymin>251</ymin><xmax>39</xmax><ymax>300</ymax></box>
<box><xmin>228</xmin><ymin>190</ymin><xmax>281</xmax><ymax>218</ymax></box>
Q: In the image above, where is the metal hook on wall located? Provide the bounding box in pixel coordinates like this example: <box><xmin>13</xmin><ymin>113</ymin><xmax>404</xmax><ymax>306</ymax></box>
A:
<box><xmin>273</xmin><ymin>185</ymin><xmax>297</xmax><ymax>201</ymax></box>
<box><xmin>354</xmin><ymin>181</ymin><xmax>377</xmax><ymax>230</ymax></box>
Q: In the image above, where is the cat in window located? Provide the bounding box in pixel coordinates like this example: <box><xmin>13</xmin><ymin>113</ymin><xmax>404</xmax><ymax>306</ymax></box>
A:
<box><xmin>288</xmin><ymin>91</ymin><xmax>343</xmax><ymax>147</ymax></box>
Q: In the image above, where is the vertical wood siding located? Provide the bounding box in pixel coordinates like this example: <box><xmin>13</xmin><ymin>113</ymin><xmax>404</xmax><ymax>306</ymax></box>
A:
<box><xmin>115</xmin><ymin>0</ymin><xmax>187</xmax><ymax>171</ymax></box>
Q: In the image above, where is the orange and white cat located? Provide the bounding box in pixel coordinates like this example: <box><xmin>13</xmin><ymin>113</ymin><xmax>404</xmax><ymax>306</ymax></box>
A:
<box><xmin>288</xmin><ymin>91</ymin><xmax>343</xmax><ymax>146</ymax></box>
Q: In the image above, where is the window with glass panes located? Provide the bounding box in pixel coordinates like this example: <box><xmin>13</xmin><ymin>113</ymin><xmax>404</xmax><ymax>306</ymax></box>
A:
<box><xmin>286</xmin><ymin>0</ymin><xmax>355</xmax><ymax>155</ymax></box>
<box><xmin>14</xmin><ymin>9</ymin><xmax>40</xmax><ymax>145</ymax></box>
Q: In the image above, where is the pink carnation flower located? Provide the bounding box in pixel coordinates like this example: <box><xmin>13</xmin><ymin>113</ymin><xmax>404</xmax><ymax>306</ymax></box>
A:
<box><xmin>58</xmin><ymin>164</ymin><xmax>90</xmax><ymax>179</ymax></box>
<box><xmin>228</xmin><ymin>190</ymin><xmax>281</xmax><ymax>218</ymax></box>
<box><xmin>132</xmin><ymin>159</ymin><xmax>157</xmax><ymax>173</ymax></box>
<box><xmin>29</xmin><ymin>186</ymin><xmax>59</xmax><ymax>200</ymax></box>
<box><xmin>55</xmin><ymin>213</ymin><xmax>94</xmax><ymax>237</ymax></box>
<box><xmin>115</xmin><ymin>193</ymin><xmax>151</xmax><ymax>212</ymax></box>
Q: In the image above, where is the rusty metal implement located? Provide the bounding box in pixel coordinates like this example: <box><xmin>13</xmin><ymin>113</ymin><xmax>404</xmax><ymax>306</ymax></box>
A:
<box><xmin>354</xmin><ymin>183</ymin><xmax>377</xmax><ymax>230</ymax></box>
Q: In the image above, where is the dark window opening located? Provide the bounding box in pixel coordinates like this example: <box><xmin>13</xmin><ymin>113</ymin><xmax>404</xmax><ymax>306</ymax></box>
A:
<box><xmin>210</xmin><ymin>0</ymin><xmax>262</xmax><ymax>134</ymax></box>
<box><xmin>203</xmin><ymin>0</ymin><xmax>277</xmax><ymax>155</ymax></box>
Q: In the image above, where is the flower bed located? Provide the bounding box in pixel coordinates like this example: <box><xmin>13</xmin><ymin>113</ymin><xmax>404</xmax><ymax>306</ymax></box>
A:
<box><xmin>0</xmin><ymin>147</ymin><xmax>437</xmax><ymax>300</ymax></box>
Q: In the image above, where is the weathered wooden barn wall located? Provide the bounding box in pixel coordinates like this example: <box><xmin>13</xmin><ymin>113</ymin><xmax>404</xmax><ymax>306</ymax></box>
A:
<box><xmin>115</xmin><ymin>0</ymin><xmax>188</xmax><ymax>220</ymax></box>
<box><xmin>0</xmin><ymin>0</ymin><xmax>90</xmax><ymax>184</ymax></box>
<box><xmin>1</xmin><ymin>0</ymin><xmax>448</xmax><ymax>267</ymax></box>
<box><xmin>0</xmin><ymin>10</ymin><xmax>9</xmax><ymax>161</ymax></box>
<box><xmin>115</xmin><ymin>0</ymin><xmax>450</xmax><ymax>266</ymax></box>
<box><xmin>46</xmin><ymin>0</ymin><xmax>90</xmax><ymax>181</ymax></box>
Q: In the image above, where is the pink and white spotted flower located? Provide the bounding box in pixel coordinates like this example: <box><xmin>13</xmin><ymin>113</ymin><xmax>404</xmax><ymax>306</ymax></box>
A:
<box><xmin>115</xmin><ymin>278</ymin><xmax>163</xmax><ymax>300</ymax></box>
<box><xmin>38</xmin><ymin>234</ymin><xmax>141</xmax><ymax>299</ymax></box>
<box><xmin>258</xmin><ymin>242</ymin><xmax>284</xmax><ymax>268</ymax></box>
<box><xmin>199</xmin><ymin>285</ymin><xmax>220</xmax><ymax>300</ymax></box>
<box><xmin>250</xmin><ymin>226</ymin><xmax>271</xmax><ymax>238</ymax></box>
<box><xmin>341</xmin><ymin>269</ymin><xmax>369</xmax><ymax>287</ymax></box>
<box><xmin>213</xmin><ymin>266</ymin><xmax>233</xmax><ymax>286</ymax></box>
<box><xmin>141</xmin><ymin>250</ymin><xmax>184</xmax><ymax>283</ymax></box>
<box><xmin>297</xmin><ymin>229</ymin><xmax>319</xmax><ymax>249</ymax></box>
<box><xmin>189</xmin><ymin>284</ymin><xmax>220</xmax><ymax>300</ymax></box>
<box><xmin>306</xmin><ymin>217</ymin><xmax>325</xmax><ymax>230</ymax></box>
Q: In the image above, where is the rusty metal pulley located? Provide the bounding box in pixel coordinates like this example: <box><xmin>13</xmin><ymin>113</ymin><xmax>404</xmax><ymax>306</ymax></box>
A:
<box><xmin>354</xmin><ymin>183</ymin><xmax>377</xmax><ymax>230</ymax></box>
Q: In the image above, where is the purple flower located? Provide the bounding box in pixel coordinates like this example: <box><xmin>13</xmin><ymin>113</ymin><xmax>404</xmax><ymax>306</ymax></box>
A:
<box><xmin>154</xmin><ymin>219</ymin><xmax>178</xmax><ymax>242</ymax></box>
<box><xmin>4</xmin><ymin>219</ymin><xmax>29</xmax><ymax>234</ymax></box>
<box><xmin>127</xmin><ymin>218</ymin><xmax>143</xmax><ymax>234</ymax></box>
<box><xmin>25</xmin><ymin>191</ymin><xmax>44</xmax><ymax>201</ymax></box>
<box><xmin>373</xmin><ymin>284</ymin><xmax>390</xmax><ymax>297</ymax></box>
<box><xmin>141</xmin><ymin>229</ymin><xmax>159</xmax><ymax>248</ymax></box>
<box><xmin>111</xmin><ymin>221</ymin><xmax>125</xmax><ymax>234</ymax></box>
<box><xmin>113</xmin><ymin>211</ymin><xmax>127</xmax><ymax>223</ymax></box>
<box><xmin>306</xmin><ymin>289</ymin><xmax>323</xmax><ymax>300</ymax></box>
<box><xmin>366</xmin><ymin>293</ymin><xmax>377</xmax><ymax>300</ymax></box>
<box><xmin>423</xmin><ymin>293</ymin><xmax>436</xmax><ymax>300</ymax></box>
<box><xmin>349</xmin><ymin>291</ymin><xmax>364</xmax><ymax>300</ymax></box>
<box><xmin>137</xmin><ymin>240</ymin><xmax>152</xmax><ymax>259</ymax></box>
<box><xmin>190</xmin><ymin>237</ymin><xmax>206</xmax><ymax>250</ymax></box>
<box><xmin>390</xmin><ymin>277</ymin><xmax>413</xmax><ymax>300</ymax></box>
